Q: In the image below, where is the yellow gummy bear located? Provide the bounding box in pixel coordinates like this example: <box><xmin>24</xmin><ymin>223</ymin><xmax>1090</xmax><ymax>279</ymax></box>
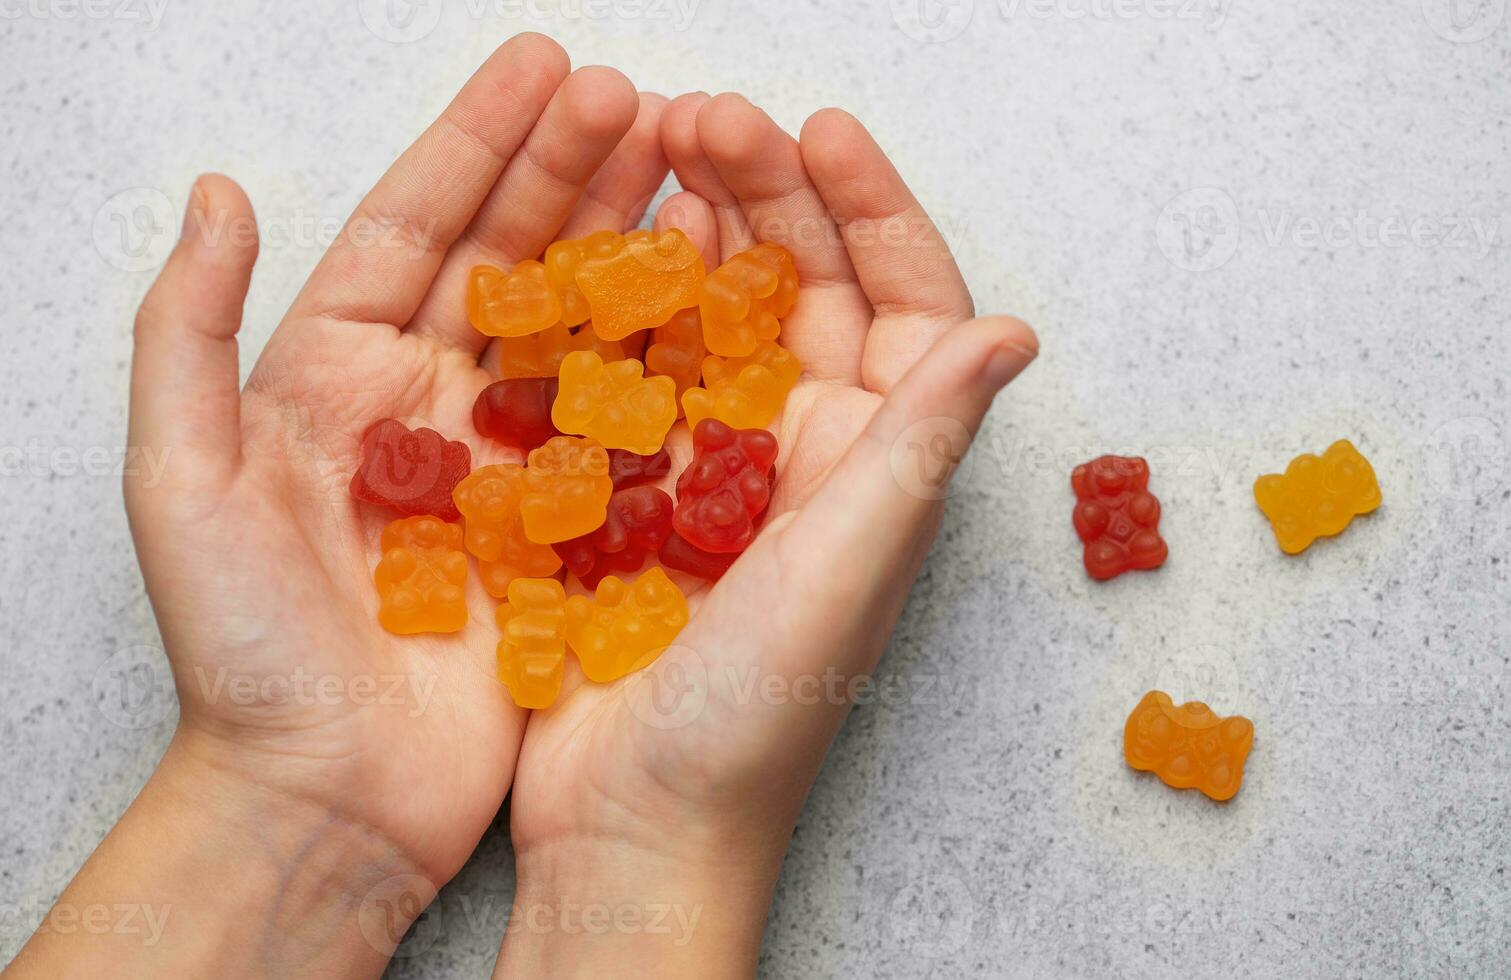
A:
<box><xmin>520</xmin><ymin>436</ymin><xmax>614</xmax><ymax>544</ymax></box>
<box><xmin>564</xmin><ymin>567</ymin><xmax>689</xmax><ymax>683</ymax></box>
<box><xmin>699</xmin><ymin>243</ymin><xmax>798</xmax><ymax>357</ymax></box>
<box><xmin>495</xmin><ymin>578</ymin><xmax>568</xmax><ymax>710</ymax></box>
<box><xmin>552</xmin><ymin>351</ymin><xmax>678</xmax><ymax>455</ymax></box>
<box><xmin>543</xmin><ymin>230</ymin><xmax>623</xmax><ymax>328</ymax></box>
<box><xmin>467</xmin><ymin>260</ymin><xmax>561</xmax><ymax>338</ymax></box>
<box><xmin>576</xmin><ymin>229</ymin><xmax>706</xmax><ymax>341</ymax></box>
<box><xmin>494</xmin><ymin>324</ymin><xmax>626</xmax><ymax>380</ymax></box>
<box><xmin>1253</xmin><ymin>439</ymin><xmax>1381</xmax><ymax>555</ymax></box>
<box><xmin>681</xmin><ymin>340</ymin><xmax>801</xmax><ymax>430</ymax></box>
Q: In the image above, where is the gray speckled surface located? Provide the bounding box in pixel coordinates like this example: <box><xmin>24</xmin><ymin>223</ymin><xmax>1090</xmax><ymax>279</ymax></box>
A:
<box><xmin>2</xmin><ymin>2</ymin><xmax>1509</xmax><ymax>977</ymax></box>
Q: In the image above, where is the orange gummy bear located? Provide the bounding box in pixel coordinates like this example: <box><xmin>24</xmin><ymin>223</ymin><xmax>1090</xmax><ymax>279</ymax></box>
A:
<box><xmin>575</xmin><ymin>229</ymin><xmax>706</xmax><ymax>341</ymax></box>
<box><xmin>373</xmin><ymin>516</ymin><xmax>469</xmax><ymax>634</ymax></box>
<box><xmin>644</xmin><ymin>307</ymin><xmax>706</xmax><ymax>410</ymax></box>
<box><xmin>520</xmin><ymin>436</ymin><xmax>614</xmax><ymax>544</ymax></box>
<box><xmin>543</xmin><ymin>230</ymin><xmax>623</xmax><ymax>328</ymax></box>
<box><xmin>682</xmin><ymin>340</ymin><xmax>801</xmax><ymax>430</ymax></box>
<box><xmin>495</xmin><ymin>324</ymin><xmax>625</xmax><ymax>380</ymax></box>
<box><xmin>564</xmin><ymin>567</ymin><xmax>689</xmax><ymax>683</ymax></box>
<box><xmin>467</xmin><ymin>261</ymin><xmax>561</xmax><ymax>338</ymax></box>
<box><xmin>1123</xmin><ymin>691</ymin><xmax>1253</xmax><ymax>802</ymax></box>
<box><xmin>1253</xmin><ymin>439</ymin><xmax>1381</xmax><ymax>555</ymax></box>
<box><xmin>451</xmin><ymin>464</ymin><xmax>562</xmax><ymax>598</ymax></box>
<box><xmin>552</xmin><ymin>351</ymin><xmax>678</xmax><ymax>455</ymax></box>
<box><xmin>495</xmin><ymin>577</ymin><xmax>568</xmax><ymax>710</ymax></box>
<box><xmin>699</xmin><ymin>243</ymin><xmax>798</xmax><ymax>357</ymax></box>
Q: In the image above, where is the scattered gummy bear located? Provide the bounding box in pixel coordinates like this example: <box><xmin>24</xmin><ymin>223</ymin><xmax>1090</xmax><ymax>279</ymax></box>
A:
<box><xmin>564</xmin><ymin>567</ymin><xmax>689</xmax><ymax>683</ymax></box>
<box><xmin>452</xmin><ymin>464</ymin><xmax>562</xmax><ymax>598</ymax></box>
<box><xmin>552</xmin><ymin>351</ymin><xmax>678</xmax><ymax>455</ymax></box>
<box><xmin>1070</xmin><ymin>455</ymin><xmax>1168</xmax><ymax>581</ymax></box>
<box><xmin>495</xmin><ymin>577</ymin><xmax>569</xmax><ymax>710</ymax></box>
<box><xmin>700</xmin><ymin>243</ymin><xmax>799</xmax><ymax>357</ymax></box>
<box><xmin>553</xmin><ymin>486</ymin><xmax>674</xmax><ymax>588</ymax></box>
<box><xmin>350</xmin><ymin>419</ymin><xmax>472</xmax><ymax>522</ymax></box>
<box><xmin>520</xmin><ymin>436</ymin><xmax>614</xmax><ymax>544</ymax></box>
<box><xmin>682</xmin><ymin>340</ymin><xmax>801</xmax><ymax>430</ymax></box>
<box><xmin>1253</xmin><ymin>439</ymin><xmax>1381</xmax><ymax>555</ymax></box>
<box><xmin>576</xmin><ymin>229</ymin><xmax>706</xmax><ymax>341</ymax></box>
<box><xmin>373</xmin><ymin>516</ymin><xmax>469</xmax><ymax>635</ymax></box>
<box><xmin>1123</xmin><ymin>691</ymin><xmax>1253</xmax><ymax>802</ymax></box>
<box><xmin>659</xmin><ymin>530</ymin><xmax>738</xmax><ymax>581</ymax></box>
<box><xmin>495</xmin><ymin>324</ymin><xmax>626</xmax><ymax>379</ymax></box>
<box><xmin>674</xmin><ymin>419</ymin><xmax>779</xmax><ymax>554</ymax></box>
<box><xmin>543</xmin><ymin>230</ymin><xmax>623</xmax><ymax>328</ymax></box>
<box><xmin>608</xmin><ymin>447</ymin><xmax>673</xmax><ymax>490</ymax></box>
<box><xmin>645</xmin><ymin>307</ymin><xmax>706</xmax><ymax>409</ymax></box>
<box><xmin>472</xmin><ymin>378</ymin><xmax>560</xmax><ymax>449</ymax></box>
<box><xmin>467</xmin><ymin>260</ymin><xmax>561</xmax><ymax>338</ymax></box>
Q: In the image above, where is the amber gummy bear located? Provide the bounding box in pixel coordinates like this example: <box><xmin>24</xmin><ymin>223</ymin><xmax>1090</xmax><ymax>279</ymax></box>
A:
<box><xmin>699</xmin><ymin>243</ymin><xmax>799</xmax><ymax>356</ymax></box>
<box><xmin>682</xmin><ymin>340</ymin><xmax>801</xmax><ymax>430</ymax></box>
<box><xmin>552</xmin><ymin>351</ymin><xmax>678</xmax><ymax>455</ymax></box>
<box><xmin>519</xmin><ymin>436</ymin><xmax>614</xmax><ymax>544</ymax></box>
<box><xmin>1253</xmin><ymin>439</ymin><xmax>1381</xmax><ymax>555</ymax></box>
<box><xmin>373</xmin><ymin>516</ymin><xmax>469</xmax><ymax>635</ymax></box>
<box><xmin>451</xmin><ymin>464</ymin><xmax>562</xmax><ymax>598</ymax></box>
<box><xmin>564</xmin><ymin>567</ymin><xmax>689</xmax><ymax>683</ymax></box>
<box><xmin>467</xmin><ymin>261</ymin><xmax>561</xmax><ymax>338</ymax></box>
<box><xmin>496</xmin><ymin>578</ymin><xmax>568</xmax><ymax>710</ymax></box>
<box><xmin>575</xmin><ymin>229</ymin><xmax>706</xmax><ymax>341</ymax></box>
<box><xmin>495</xmin><ymin>324</ymin><xmax>625</xmax><ymax>380</ymax></box>
<box><xmin>1123</xmin><ymin>691</ymin><xmax>1253</xmax><ymax>802</ymax></box>
<box><xmin>644</xmin><ymin>307</ymin><xmax>706</xmax><ymax>409</ymax></box>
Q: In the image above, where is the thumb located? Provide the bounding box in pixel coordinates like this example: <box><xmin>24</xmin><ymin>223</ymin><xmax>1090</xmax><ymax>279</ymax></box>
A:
<box><xmin>127</xmin><ymin>174</ymin><xmax>259</xmax><ymax>497</ymax></box>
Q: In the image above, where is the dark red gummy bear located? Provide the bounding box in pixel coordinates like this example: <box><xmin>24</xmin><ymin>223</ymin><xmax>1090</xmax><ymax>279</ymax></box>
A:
<box><xmin>1070</xmin><ymin>455</ymin><xmax>1168</xmax><ymax>581</ymax></box>
<box><xmin>472</xmin><ymin>378</ymin><xmax>560</xmax><ymax>450</ymax></box>
<box><xmin>673</xmin><ymin>419</ymin><xmax>778</xmax><ymax>554</ymax></box>
<box><xmin>608</xmin><ymin>447</ymin><xmax>673</xmax><ymax>490</ymax></box>
<box><xmin>350</xmin><ymin>419</ymin><xmax>471</xmax><ymax>522</ymax></box>
<box><xmin>552</xmin><ymin>486</ymin><xmax>674</xmax><ymax>588</ymax></box>
<box><xmin>659</xmin><ymin>531</ymin><xmax>738</xmax><ymax>581</ymax></box>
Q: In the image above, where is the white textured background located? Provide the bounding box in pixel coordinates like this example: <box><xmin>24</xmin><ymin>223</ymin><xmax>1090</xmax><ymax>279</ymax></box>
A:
<box><xmin>2</xmin><ymin>1</ymin><xmax>1509</xmax><ymax>976</ymax></box>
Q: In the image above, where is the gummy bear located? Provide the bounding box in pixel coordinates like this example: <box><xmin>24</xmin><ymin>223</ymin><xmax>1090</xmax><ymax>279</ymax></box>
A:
<box><xmin>673</xmin><ymin>419</ymin><xmax>779</xmax><ymax>553</ymax></box>
<box><xmin>495</xmin><ymin>324</ymin><xmax>626</xmax><ymax>380</ymax></box>
<box><xmin>1070</xmin><ymin>455</ymin><xmax>1168</xmax><ymax>581</ymax></box>
<box><xmin>1123</xmin><ymin>691</ymin><xmax>1253</xmax><ymax>802</ymax></box>
<box><xmin>1253</xmin><ymin>439</ymin><xmax>1381</xmax><ymax>555</ymax></box>
<box><xmin>552</xmin><ymin>351</ymin><xmax>678</xmax><ymax>455</ymax></box>
<box><xmin>350</xmin><ymin>419</ymin><xmax>471</xmax><ymax>522</ymax></box>
<box><xmin>553</xmin><ymin>486</ymin><xmax>674</xmax><ymax>588</ymax></box>
<box><xmin>575</xmin><ymin>229</ymin><xmax>706</xmax><ymax>341</ymax></box>
<box><xmin>564</xmin><ymin>567</ymin><xmax>689</xmax><ymax>683</ymax></box>
<box><xmin>520</xmin><ymin>436</ymin><xmax>614</xmax><ymax>544</ymax></box>
<box><xmin>645</xmin><ymin>307</ymin><xmax>706</xmax><ymax>409</ymax></box>
<box><xmin>543</xmin><ymin>230</ymin><xmax>623</xmax><ymax>328</ymax></box>
<box><xmin>495</xmin><ymin>577</ymin><xmax>568</xmax><ymax>710</ymax></box>
<box><xmin>451</xmin><ymin>464</ymin><xmax>562</xmax><ymax>598</ymax></box>
<box><xmin>373</xmin><ymin>516</ymin><xmax>469</xmax><ymax>634</ymax></box>
<box><xmin>682</xmin><ymin>340</ymin><xmax>801</xmax><ymax>430</ymax></box>
<box><xmin>659</xmin><ymin>531</ymin><xmax>738</xmax><ymax>581</ymax></box>
<box><xmin>608</xmin><ymin>447</ymin><xmax>673</xmax><ymax>490</ymax></box>
<box><xmin>467</xmin><ymin>260</ymin><xmax>561</xmax><ymax>338</ymax></box>
<box><xmin>699</xmin><ymin>243</ymin><xmax>799</xmax><ymax>357</ymax></box>
<box><xmin>472</xmin><ymin>378</ymin><xmax>561</xmax><ymax>449</ymax></box>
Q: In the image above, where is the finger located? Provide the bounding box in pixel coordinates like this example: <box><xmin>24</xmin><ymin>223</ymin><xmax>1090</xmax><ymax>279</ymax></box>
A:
<box><xmin>290</xmin><ymin>34</ymin><xmax>570</xmax><ymax>327</ymax></box>
<box><xmin>408</xmin><ymin>65</ymin><xmax>640</xmax><ymax>354</ymax></box>
<box><xmin>660</xmin><ymin>91</ymin><xmax>755</xmax><ymax>258</ymax></box>
<box><xmin>128</xmin><ymin>175</ymin><xmax>259</xmax><ymax>488</ymax></box>
<box><xmin>800</xmin><ymin>108</ymin><xmax>976</xmax><ymax>394</ymax></box>
<box><xmin>697</xmin><ymin>93</ymin><xmax>870</xmax><ymax>385</ymax></box>
<box><xmin>772</xmin><ymin>316</ymin><xmax>1037</xmax><ymax>674</ymax></box>
<box><xmin>556</xmin><ymin>92</ymin><xmax>671</xmax><ymax>238</ymax></box>
<box><xmin>653</xmin><ymin>190</ymin><xmax>719</xmax><ymax>267</ymax></box>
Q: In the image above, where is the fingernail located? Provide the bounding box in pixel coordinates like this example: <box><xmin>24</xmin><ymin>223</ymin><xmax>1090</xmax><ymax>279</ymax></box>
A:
<box><xmin>982</xmin><ymin>340</ymin><xmax>1038</xmax><ymax>390</ymax></box>
<box><xmin>180</xmin><ymin>178</ymin><xmax>207</xmax><ymax>242</ymax></box>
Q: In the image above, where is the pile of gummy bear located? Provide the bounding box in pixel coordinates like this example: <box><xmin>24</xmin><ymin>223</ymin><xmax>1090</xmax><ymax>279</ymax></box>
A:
<box><xmin>348</xmin><ymin>229</ymin><xmax>795</xmax><ymax>710</ymax></box>
<box><xmin>347</xmin><ymin>222</ymin><xmax>1387</xmax><ymax>803</ymax></box>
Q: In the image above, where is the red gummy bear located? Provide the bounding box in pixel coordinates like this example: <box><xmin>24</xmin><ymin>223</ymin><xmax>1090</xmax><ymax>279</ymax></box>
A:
<box><xmin>659</xmin><ymin>531</ymin><xmax>738</xmax><ymax>581</ymax></box>
<box><xmin>1070</xmin><ymin>455</ymin><xmax>1168</xmax><ymax>581</ymax></box>
<box><xmin>472</xmin><ymin>378</ymin><xmax>560</xmax><ymax>449</ymax></box>
<box><xmin>673</xmin><ymin>419</ymin><xmax>778</xmax><ymax>554</ymax></box>
<box><xmin>350</xmin><ymin>419</ymin><xmax>471</xmax><ymax>522</ymax></box>
<box><xmin>608</xmin><ymin>447</ymin><xmax>673</xmax><ymax>490</ymax></box>
<box><xmin>552</xmin><ymin>486</ymin><xmax>674</xmax><ymax>588</ymax></box>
